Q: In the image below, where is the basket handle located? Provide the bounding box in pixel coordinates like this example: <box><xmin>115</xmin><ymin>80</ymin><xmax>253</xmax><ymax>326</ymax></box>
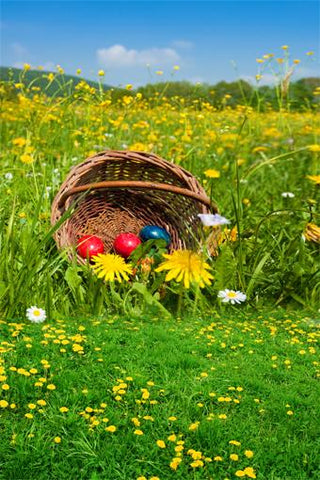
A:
<box><xmin>58</xmin><ymin>180</ymin><xmax>217</xmax><ymax>211</ymax></box>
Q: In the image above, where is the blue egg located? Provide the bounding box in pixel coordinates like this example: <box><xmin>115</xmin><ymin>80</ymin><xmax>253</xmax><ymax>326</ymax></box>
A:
<box><xmin>140</xmin><ymin>225</ymin><xmax>171</xmax><ymax>246</ymax></box>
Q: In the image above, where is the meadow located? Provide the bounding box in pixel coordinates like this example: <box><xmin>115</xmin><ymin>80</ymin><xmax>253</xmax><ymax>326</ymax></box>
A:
<box><xmin>0</xmin><ymin>60</ymin><xmax>320</xmax><ymax>479</ymax></box>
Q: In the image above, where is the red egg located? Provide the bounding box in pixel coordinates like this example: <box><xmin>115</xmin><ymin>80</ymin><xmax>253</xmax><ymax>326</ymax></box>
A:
<box><xmin>77</xmin><ymin>235</ymin><xmax>104</xmax><ymax>259</ymax></box>
<box><xmin>113</xmin><ymin>233</ymin><xmax>141</xmax><ymax>258</ymax></box>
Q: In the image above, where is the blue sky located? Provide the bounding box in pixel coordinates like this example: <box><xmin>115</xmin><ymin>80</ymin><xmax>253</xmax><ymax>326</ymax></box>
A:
<box><xmin>1</xmin><ymin>1</ymin><xmax>319</xmax><ymax>87</ymax></box>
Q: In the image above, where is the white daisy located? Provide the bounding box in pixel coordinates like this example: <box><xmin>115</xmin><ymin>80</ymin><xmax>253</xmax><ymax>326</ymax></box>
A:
<box><xmin>198</xmin><ymin>213</ymin><xmax>230</xmax><ymax>227</ymax></box>
<box><xmin>26</xmin><ymin>306</ymin><xmax>46</xmax><ymax>323</ymax></box>
<box><xmin>281</xmin><ymin>192</ymin><xmax>295</xmax><ymax>198</ymax></box>
<box><xmin>5</xmin><ymin>173</ymin><xmax>13</xmax><ymax>181</ymax></box>
<box><xmin>218</xmin><ymin>289</ymin><xmax>246</xmax><ymax>305</ymax></box>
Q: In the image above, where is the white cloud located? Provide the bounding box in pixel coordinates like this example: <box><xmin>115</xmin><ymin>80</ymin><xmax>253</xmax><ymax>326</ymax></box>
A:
<box><xmin>172</xmin><ymin>40</ymin><xmax>194</xmax><ymax>50</ymax></box>
<box><xmin>97</xmin><ymin>44</ymin><xmax>180</xmax><ymax>68</ymax></box>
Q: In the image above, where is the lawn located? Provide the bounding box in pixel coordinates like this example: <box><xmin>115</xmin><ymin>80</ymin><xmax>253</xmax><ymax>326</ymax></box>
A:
<box><xmin>0</xmin><ymin>311</ymin><xmax>319</xmax><ymax>480</ymax></box>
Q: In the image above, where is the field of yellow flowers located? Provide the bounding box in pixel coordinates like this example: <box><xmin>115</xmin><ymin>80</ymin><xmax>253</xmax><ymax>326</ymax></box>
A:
<box><xmin>1</xmin><ymin>69</ymin><xmax>320</xmax><ymax>317</ymax></box>
<box><xmin>0</xmin><ymin>68</ymin><xmax>320</xmax><ymax>479</ymax></box>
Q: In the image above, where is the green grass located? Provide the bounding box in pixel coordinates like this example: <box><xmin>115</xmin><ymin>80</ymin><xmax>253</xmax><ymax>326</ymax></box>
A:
<box><xmin>1</xmin><ymin>311</ymin><xmax>319</xmax><ymax>480</ymax></box>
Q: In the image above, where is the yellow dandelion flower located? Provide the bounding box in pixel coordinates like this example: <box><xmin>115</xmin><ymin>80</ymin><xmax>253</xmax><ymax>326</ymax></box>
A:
<box><xmin>54</xmin><ymin>436</ymin><xmax>61</xmax><ymax>443</ymax></box>
<box><xmin>12</xmin><ymin>137</ymin><xmax>27</xmax><ymax>147</ymax></box>
<box><xmin>229</xmin><ymin>440</ymin><xmax>241</xmax><ymax>446</ymax></box>
<box><xmin>309</xmin><ymin>144</ymin><xmax>320</xmax><ymax>153</ymax></box>
<box><xmin>47</xmin><ymin>384</ymin><xmax>56</xmax><ymax>390</ymax></box>
<box><xmin>105</xmin><ymin>425</ymin><xmax>116</xmax><ymax>432</ymax></box>
<box><xmin>235</xmin><ymin>471</ymin><xmax>246</xmax><ymax>478</ymax></box>
<box><xmin>190</xmin><ymin>460</ymin><xmax>204</xmax><ymax>468</ymax></box>
<box><xmin>204</xmin><ymin>169</ymin><xmax>220</xmax><ymax>178</ymax></box>
<box><xmin>230</xmin><ymin>454</ymin><xmax>239</xmax><ymax>461</ymax></box>
<box><xmin>59</xmin><ymin>406</ymin><xmax>69</xmax><ymax>413</ymax></box>
<box><xmin>0</xmin><ymin>400</ymin><xmax>9</xmax><ymax>408</ymax></box>
<box><xmin>156</xmin><ymin>250</ymin><xmax>213</xmax><ymax>289</ymax></box>
<box><xmin>188</xmin><ymin>421</ymin><xmax>200</xmax><ymax>431</ymax></box>
<box><xmin>91</xmin><ymin>253</ymin><xmax>133</xmax><ymax>282</ymax></box>
<box><xmin>243</xmin><ymin>467</ymin><xmax>256</xmax><ymax>478</ymax></box>
<box><xmin>304</xmin><ymin>223</ymin><xmax>320</xmax><ymax>244</ymax></box>
<box><xmin>244</xmin><ymin>450</ymin><xmax>254</xmax><ymax>458</ymax></box>
<box><xmin>25</xmin><ymin>413</ymin><xmax>33</xmax><ymax>419</ymax></box>
<box><xmin>168</xmin><ymin>434</ymin><xmax>177</xmax><ymax>442</ymax></box>
<box><xmin>134</xmin><ymin>429</ymin><xmax>144</xmax><ymax>435</ymax></box>
<box><xmin>20</xmin><ymin>154</ymin><xmax>33</xmax><ymax>164</ymax></box>
<box><xmin>156</xmin><ymin>440</ymin><xmax>166</xmax><ymax>448</ymax></box>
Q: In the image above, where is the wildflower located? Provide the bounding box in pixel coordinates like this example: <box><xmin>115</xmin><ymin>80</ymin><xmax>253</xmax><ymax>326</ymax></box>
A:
<box><xmin>230</xmin><ymin>454</ymin><xmax>239</xmax><ymax>461</ymax></box>
<box><xmin>26</xmin><ymin>306</ymin><xmax>46</xmax><ymax>323</ymax></box>
<box><xmin>2</xmin><ymin>384</ymin><xmax>9</xmax><ymax>390</ymax></box>
<box><xmin>54</xmin><ymin>436</ymin><xmax>61</xmax><ymax>443</ymax></box>
<box><xmin>214</xmin><ymin>456</ymin><xmax>223</xmax><ymax>461</ymax></box>
<box><xmin>218</xmin><ymin>289</ymin><xmax>246</xmax><ymax>305</ymax></box>
<box><xmin>244</xmin><ymin>450</ymin><xmax>254</xmax><ymax>458</ymax></box>
<box><xmin>188</xmin><ymin>421</ymin><xmax>200</xmax><ymax>431</ymax></box>
<box><xmin>168</xmin><ymin>434</ymin><xmax>177</xmax><ymax>442</ymax></box>
<box><xmin>190</xmin><ymin>459</ymin><xmax>204</xmax><ymax>468</ymax></box>
<box><xmin>307</xmin><ymin>175</ymin><xmax>320</xmax><ymax>185</ymax></box>
<box><xmin>309</xmin><ymin>145</ymin><xmax>320</xmax><ymax>152</ymax></box>
<box><xmin>47</xmin><ymin>384</ymin><xmax>56</xmax><ymax>390</ymax></box>
<box><xmin>156</xmin><ymin>440</ymin><xmax>166</xmax><ymax>448</ymax></box>
<box><xmin>173</xmin><ymin>65</ymin><xmax>180</xmax><ymax>70</ymax></box>
<box><xmin>243</xmin><ymin>467</ymin><xmax>256</xmax><ymax>478</ymax></box>
<box><xmin>134</xmin><ymin>429</ymin><xmax>144</xmax><ymax>435</ymax></box>
<box><xmin>91</xmin><ymin>253</ymin><xmax>133</xmax><ymax>282</ymax></box>
<box><xmin>229</xmin><ymin>440</ymin><xmax>241</xmax><ymax>446</ymax></box>
<box><xmin>287</xmin><ymin>410</ymin><xmax>294</xmax><ymax>415</ymax></box>
<box><xmin>59</xmin><ymin>406</ymin><xmax>69</xmax><ymax>413</ymax></box>
<box><xmin>204</xmin><ymin>169</ymin><xmax>220</xmax><ymax>178</ymax></box>
<box><xmin>5</xmin><ymin>173</ymin><xmax>13</xmax><ymax>181</ymax></box>
<box><xmin>304</xmin><ymin>223</ymin><xmax>320</xmax><ymax>244</ymax></box>
<box><xmin>13</xmin><ymin>137</ymin><xmax>27</xmax><ymax>147</ymax></box>
<box><xmin>170</xmin><ymin>457</ymin><xmax>182</xmax><ymax>470</ymax></box>
<box><xmin>281</xmin><ymin>192</ymin><xmax>295</xmax><ymax>198</ymax></box>
<box><xmin>20</xmin><ymin>154</ymin><xmax>33</xmax><ymax>164</ymax></box>
<box><xmin>198</xmin><ymin>213</ymin><xmax>230</xmax><ymax>227</ymax></box>
<box><xmin>156</xmin><ymin>250</ymin><xmax>213</xmax><ymax>289</ymax></box>
<box><xmin>105</xmin><ymin>425</ymin><xmax>116</xmax><ymax>432</ymax></box>
<box><xmin>0</xmin><ymin>400</ymin><xmax>9</xmax><ymax>408</ymax></box>
<box><xmin>25</xmin><ymin>413</ymin><xmax>33</xmax><ymax>419</ymax></box>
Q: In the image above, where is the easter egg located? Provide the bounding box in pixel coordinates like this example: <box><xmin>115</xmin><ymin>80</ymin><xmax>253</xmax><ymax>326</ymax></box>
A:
<box><xmin>140</xmin><ymin>225</ymin><xmax>171</xmax><ymax>246</ymax></box>
<box><xmin>77</xmin><ymin>235</ymin><xmax>104</xmax><ymax>259</ymax></box>
<box><xmin>113</xmin><ymin>233</ymin><xmax>141</xmax><ymax>258</ymax></box>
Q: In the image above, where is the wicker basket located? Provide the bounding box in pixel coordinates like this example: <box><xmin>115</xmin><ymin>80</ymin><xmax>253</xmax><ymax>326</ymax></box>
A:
<box><xmin>51</xmin><ymin>150</ymin><xmax>217</xmax><ymax>263</ymax></box>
